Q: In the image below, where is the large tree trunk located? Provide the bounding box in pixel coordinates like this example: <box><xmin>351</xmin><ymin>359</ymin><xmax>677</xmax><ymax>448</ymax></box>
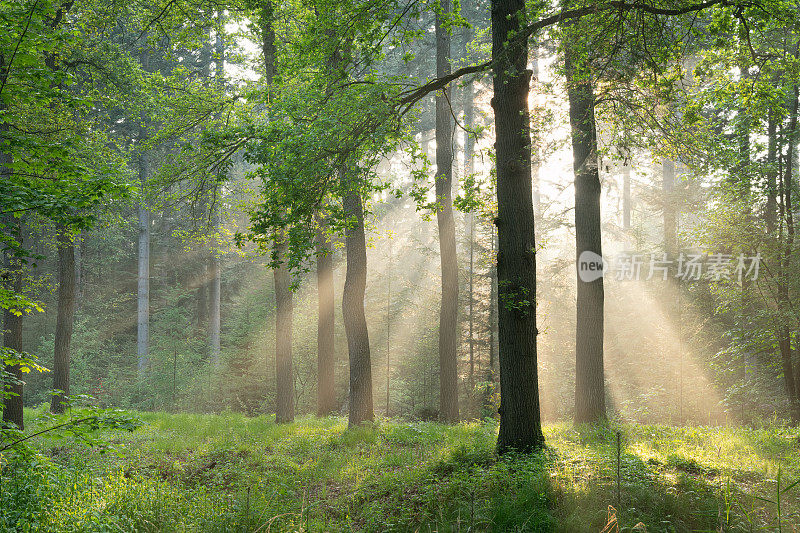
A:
<box><xmin>316</xmin><ymin>223</ymin><xmax>336</xmax><ymax>416</ymax></box>
<box><xmin>491</xmin><ymin>0</ymin><xmax>545</xmax><ymax>453</ymax></box>
<box><xmin>343</xmin><ymin>185</ymin><xmax>374</xmax><ymax>426</ymax></box>
<box><xmin>565</xmin><ymin>52</ymin><xmax>606</xmax><ymax>424</ymax></box>
<box><xmin>435</xmin><ymin>0</ymin><xmax>459</xmax><ymax>424</ymax></box>
<box><xmin>274</xmin><ymin>237</ymin><xmax>294</xmax><ymax>423</ymax></box>
<box><xmin>51</xmin><ymin>228</ymin><xmax>76</xmax><ymax>413</ymax></box>
<box><xmin>137</xmin><ymin>154</ymin><xmax>150</xmax><ymax>378</ymax></box>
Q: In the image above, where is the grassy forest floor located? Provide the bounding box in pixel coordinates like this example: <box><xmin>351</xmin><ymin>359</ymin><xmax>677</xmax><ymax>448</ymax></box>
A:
<box><xmin>2</xmin><ymin>410</ymin><xmax>800</xmax><ymax>532</ymax></box>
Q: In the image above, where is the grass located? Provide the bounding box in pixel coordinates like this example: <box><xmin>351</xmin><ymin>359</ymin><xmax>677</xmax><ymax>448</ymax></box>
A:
<box><xmin>2</xmin><ymin>409</ymin><xmax>799</xmax><ymax>532</ymax></box>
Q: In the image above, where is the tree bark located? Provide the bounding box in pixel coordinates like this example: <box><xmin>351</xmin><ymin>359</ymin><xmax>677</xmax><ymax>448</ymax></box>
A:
<box><xmin>663</xmin><ymin>159</ymin><xmax>677</xmax><ymax>256</ymax></box>
<box><xmin>51</xmin><ymin>228</ymin><xmax>76</xmax><ymax>413</ymax></box>
<box><xmin>209</xmin><ymin>252</ymin><xmax>221</xmax><ymax>366</ymax></box>
<box><xmin>316</xmin><ymin>223</ymin><xmax>336</xmax><ymax>416</ymax></box>
<box><xmin>565</xmin><ymin>51</ymin><xmax>606</xmax><ymax>424</ymax></box>
<box><xmin>435</xmin><ymin>0</ymin><xmax>459</xmax><ymax>424</ymax></box>
<box><xmin>491</xmin><ymin>0</ymin><xmax>545</xmax><ymax>453</ymax></box>
<box><xmin>137</xmin><ymin>154</ymin><xmax>150</xmax><ymax>378</ymax></box>
<box><xmin>780</xmin><ymin>85</ymin><xmax>799</xmax><ymax>422</ymax></box>
<box><xmin>766</xmin><ymin>114</ymin><xmax>778</xmax><ymax>234</ymax></box>
<box><xmin>2</xmin><ymin>241</ymin><xmax>24</xmax><ymax>430</ymax></box>
<box><xmin>274</xmin><ymin>237</ymin><xmax>294</xmax><ymax>423</ymax></box>
<box><xmin>343</xmin><ymin>183</ymin><xmax>374</xmax><ymax>426</ymax></box>
<box><xmin>208</xmin><ymin>14</ymin><xmax>225</xmax><ymax>368</ymax></box>
<box><xmin>622</xmin><ymin>160</ymin><xmax>631</xmax><ymax>230</ymax></box>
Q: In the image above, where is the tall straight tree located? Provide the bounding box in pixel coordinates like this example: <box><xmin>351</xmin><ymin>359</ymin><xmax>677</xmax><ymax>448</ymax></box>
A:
<box><xmin>51</xmin><ymin>228</ymin><xmax>76</xmax><ymax>413</ymax></box>
<box><xmin>491</xmin><ymin>0</ymin><xmax>545</xmax><ymax>453</ymax></box>
<box><xmin>259</xmin><ymin>3</ymin><xmax>294</xmax><ymax>424</ymax></box>
<box><xmin>565</xmin><ymin>36</ymin><xmax>606</xmax><ymax>424</ymax></box>
<box><xmin>137</xmin><ymin>148</ymin><xmax>150</xmax><ymax>377</ymax></box>
<box><xmin>208</xmin><ymin>16</ymin><xmax>225</xmax><ymax>367</ymax></box>
<box><xmin>435</xmin><ymin>0</ymin><xmax>459</xmax><ymax>423</ymax></box>
<box><xmin>316</xmin><ymin>220</ymin><xmax>335</xmax><ymax>416</ymax></box>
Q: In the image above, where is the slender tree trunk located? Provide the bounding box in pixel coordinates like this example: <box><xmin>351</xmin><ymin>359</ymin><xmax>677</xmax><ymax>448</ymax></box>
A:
<box><xmin>51</xmin><ymin>228</ymin><xmax>76</xmax><ymax>413</ymax></box>
<box><xmin>565</xmin><ymin>51</ymin><xmax>606</xmax><ymax>424</ymax></box>
<box><xmin>0</xmin><ymin>83</ymin><xmax>23</xmax><ymax>428</ymax></box>
<box><xmin>209</xmin><ymin>252</ymin><xmax>221</xmax><ymax>365</ymax></box>
<box><xmin>435</xmin><ymin>0</ymin><xmax>459</xmax><ymax>423</ymax></box>
<box><xmin>343</xmin><ymin>184</ymin><xmax>374</xmax><ymax>426</ymax></box>
<box><xmin>766</xmin><ymin>115</ymin><xmax>778</xmax><ymax>234</ymax></box>
<box><xmin>274</xmin><ymin>237</ymin><xmax>294</xmax><ymax>423</ymax></box>
<box><xmin>489</xmin><ymin>228</ymin><xmax>497</xmax><ymax>376</ymax></box>
<box><xmin>2</xmin><ymin>229</ymin><xmax>24</xmax><ymax>429</ymax></box>
<box><xmin>137</xmin><ymin>155</ymin><xmax>150</xmax><ymax>378</ymax></box>
<box><xmin>781</xmin><ymin>85</ymin><xmax>799</xmax><ymax>422</ymax></box>
<box><xmin>468</xmin><ymin>212</ymin><xmax>475</xmax><ymax>393</ymax></box>
<box><xmin>663</xmin><ymin>159</ymin><xmax>677</xmax><ymax>256</ymax></box>
<box><xmin>316</xmin><ymin>223</ymin><xmax>336</xmax><ymax>416</ymax></box>
<box><xmin>622</xmin><ymin>160</ymin><xmax>631</xmax><ymax>230</ymax></box>
<box><xmin>208</xmin><ymin>11</ymin><xmax>225</xmax><ymax>367</ymax></box>
<box><xmin>532</xmin><ymin>48</ymin><xmax>543</xmax><ymax>240</ymax></box>
<box><xmin>464</xmin><ymin>74</ymin><xmax>476</xmax><ymax>395</ymax></box>
<box><xmin>491</xmin><ymin>0</ymin><xmax>544</xmax><ymax>453</ymax></box>
<box><xmin>74</xmin><ymin>232</ymin><xmax>83</xmax><ymax>302</ymax></box>
<box><xmin>386</xmin><ymin>236</ymin><xmax>391</xmax><ymax>416</ymax></box>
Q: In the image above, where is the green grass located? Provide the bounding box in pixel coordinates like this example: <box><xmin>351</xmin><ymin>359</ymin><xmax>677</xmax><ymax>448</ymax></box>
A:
<box><xmin>2</xmin><ymin>410</ymin><xmax>799</xmax><ymax>532</ymax></box>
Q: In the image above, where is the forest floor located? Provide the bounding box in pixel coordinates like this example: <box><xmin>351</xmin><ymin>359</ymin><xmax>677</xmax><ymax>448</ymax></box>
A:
<box><xmin>3</xmin><ymin>410</ymin><xmax>800</xmax><ymax>532</ymax></box>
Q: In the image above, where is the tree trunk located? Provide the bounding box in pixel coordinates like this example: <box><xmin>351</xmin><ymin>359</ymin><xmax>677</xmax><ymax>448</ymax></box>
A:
<box><xmin>51</xmin><ymin>228</ymin><xmax>76</xmax><ymax>413</ymax></box>
<box><xmin>316</xmin><ymin>223</ymin><xmax>336</xmax><ymax>416</ymax></box>
<box><xmin>209</xmin><ymin>252</ymin><xmax>221</xmax><ymax>366</ymax></box>
<box><xmin>663</xmin><ymin>159</ymin><xmax>677</xmax><ymax>256</ymax></box>
<box><xmin>565</xmin><ymin>52</ymin><xmax>606</xmax><ymax>424</ymax></box>
<box><xmin>781</xmin><ymin>85</ymin><xmax>799</xmax><ymax>422</ymax></box>
<box><xmin>385</xmin><ymin>236</ymin><xmax>392</xmax><ymax>416</ymax></box>
<box><xmin>137</xmin><ymin>153</ymin><xmax>150</xmax><ymax>378</ymax></box>
<box><xmin>491</xmin><ymin>0</ymin><xmax>545</xmax><ymax>453</ymax></box>
<box><xmin>342</xmin><ymin>184</ymin><xmax>374</xmax><ymax>426</ymax></box>
<box><xmin>622</xmin><ymin>160</ymin><xmax>631</xmax><ymax>230</ymax></box>
<box><xmin>766</xmin><ymin>114</ymin><xmax>778</xmax><ymax>234</ymax></box>
<box><xmin>2</xmin><ymin>245</ymin><xmax>24</xmax><ymax>430</ymax></box>
<box><xmin>435</xmin><ymin>0</ymin><xmax>459</xmax><ymax>424</ymax></box>
<box><xmin>489</xmin><ymin>228</ymin><xmax>497</xmax><ymax>376</ymax></box>
<box><xmin>532</xmin><ymin>48</ymin><xmax>543</xmax><ymax>240</ymax></box>
<box><xmin>274</xmin><ymin>237</ymin><xmax>294</xmax><ymax>423</ymax></box>
<box><xmin>208</xmin><ymin>10</ymin><xmax>225</xmax><ymax>368</ymax></box>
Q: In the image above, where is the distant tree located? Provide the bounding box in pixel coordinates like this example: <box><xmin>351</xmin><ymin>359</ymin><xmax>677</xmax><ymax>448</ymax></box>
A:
<box><xmin>435</xmin><ymin>0</ymin><xmax>459</xmax><ymax>424</ymax></box>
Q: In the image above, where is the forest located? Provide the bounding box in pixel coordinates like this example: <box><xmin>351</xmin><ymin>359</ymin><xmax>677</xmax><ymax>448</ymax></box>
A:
<box><xmin>2</xmin><ymin>0</ymin><xmax>800</xmax><ymax>530</ymax></box>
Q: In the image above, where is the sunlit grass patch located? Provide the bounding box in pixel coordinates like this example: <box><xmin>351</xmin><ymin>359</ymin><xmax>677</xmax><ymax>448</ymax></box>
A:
<box><xmin>2</xmin><ymin>410</ymin><xmax>799</xmax><ymax>531</ymax></box>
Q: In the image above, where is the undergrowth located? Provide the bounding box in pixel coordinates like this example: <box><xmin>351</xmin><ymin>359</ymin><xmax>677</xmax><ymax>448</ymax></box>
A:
<box><xmin>1</xmin><ymin>409</ymin><xmax>799</xmax><ymax>532</ymax></box>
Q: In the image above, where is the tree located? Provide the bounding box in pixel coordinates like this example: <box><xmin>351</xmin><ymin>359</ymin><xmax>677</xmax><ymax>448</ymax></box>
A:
<box><xmin>51</xmin><ymin>228</ymin><xmax>76</xmax><ymax>413</ymax></box>
<box><xmin>316</xmin><ymin>221</ymin><xmax>336</xmax><ymax>416</ymax></box>
<box><xmin>2</xmin><ymin>233</ymin><xmax>25</xmax><ymax>430</ymax></box>
<box><xmin>564</xmin><ymin>39</ymin><xmax>606</xmax><ymax>424</ymax></box>
<box><xmin>435</xmin><ymin>0</ymin><xmax>459</xmax><ymax>424</ymax></box>
<box><xmin>491</xmin><ymin>0</ymin><xmax>545</xmax><ymax>453</ymax></box>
